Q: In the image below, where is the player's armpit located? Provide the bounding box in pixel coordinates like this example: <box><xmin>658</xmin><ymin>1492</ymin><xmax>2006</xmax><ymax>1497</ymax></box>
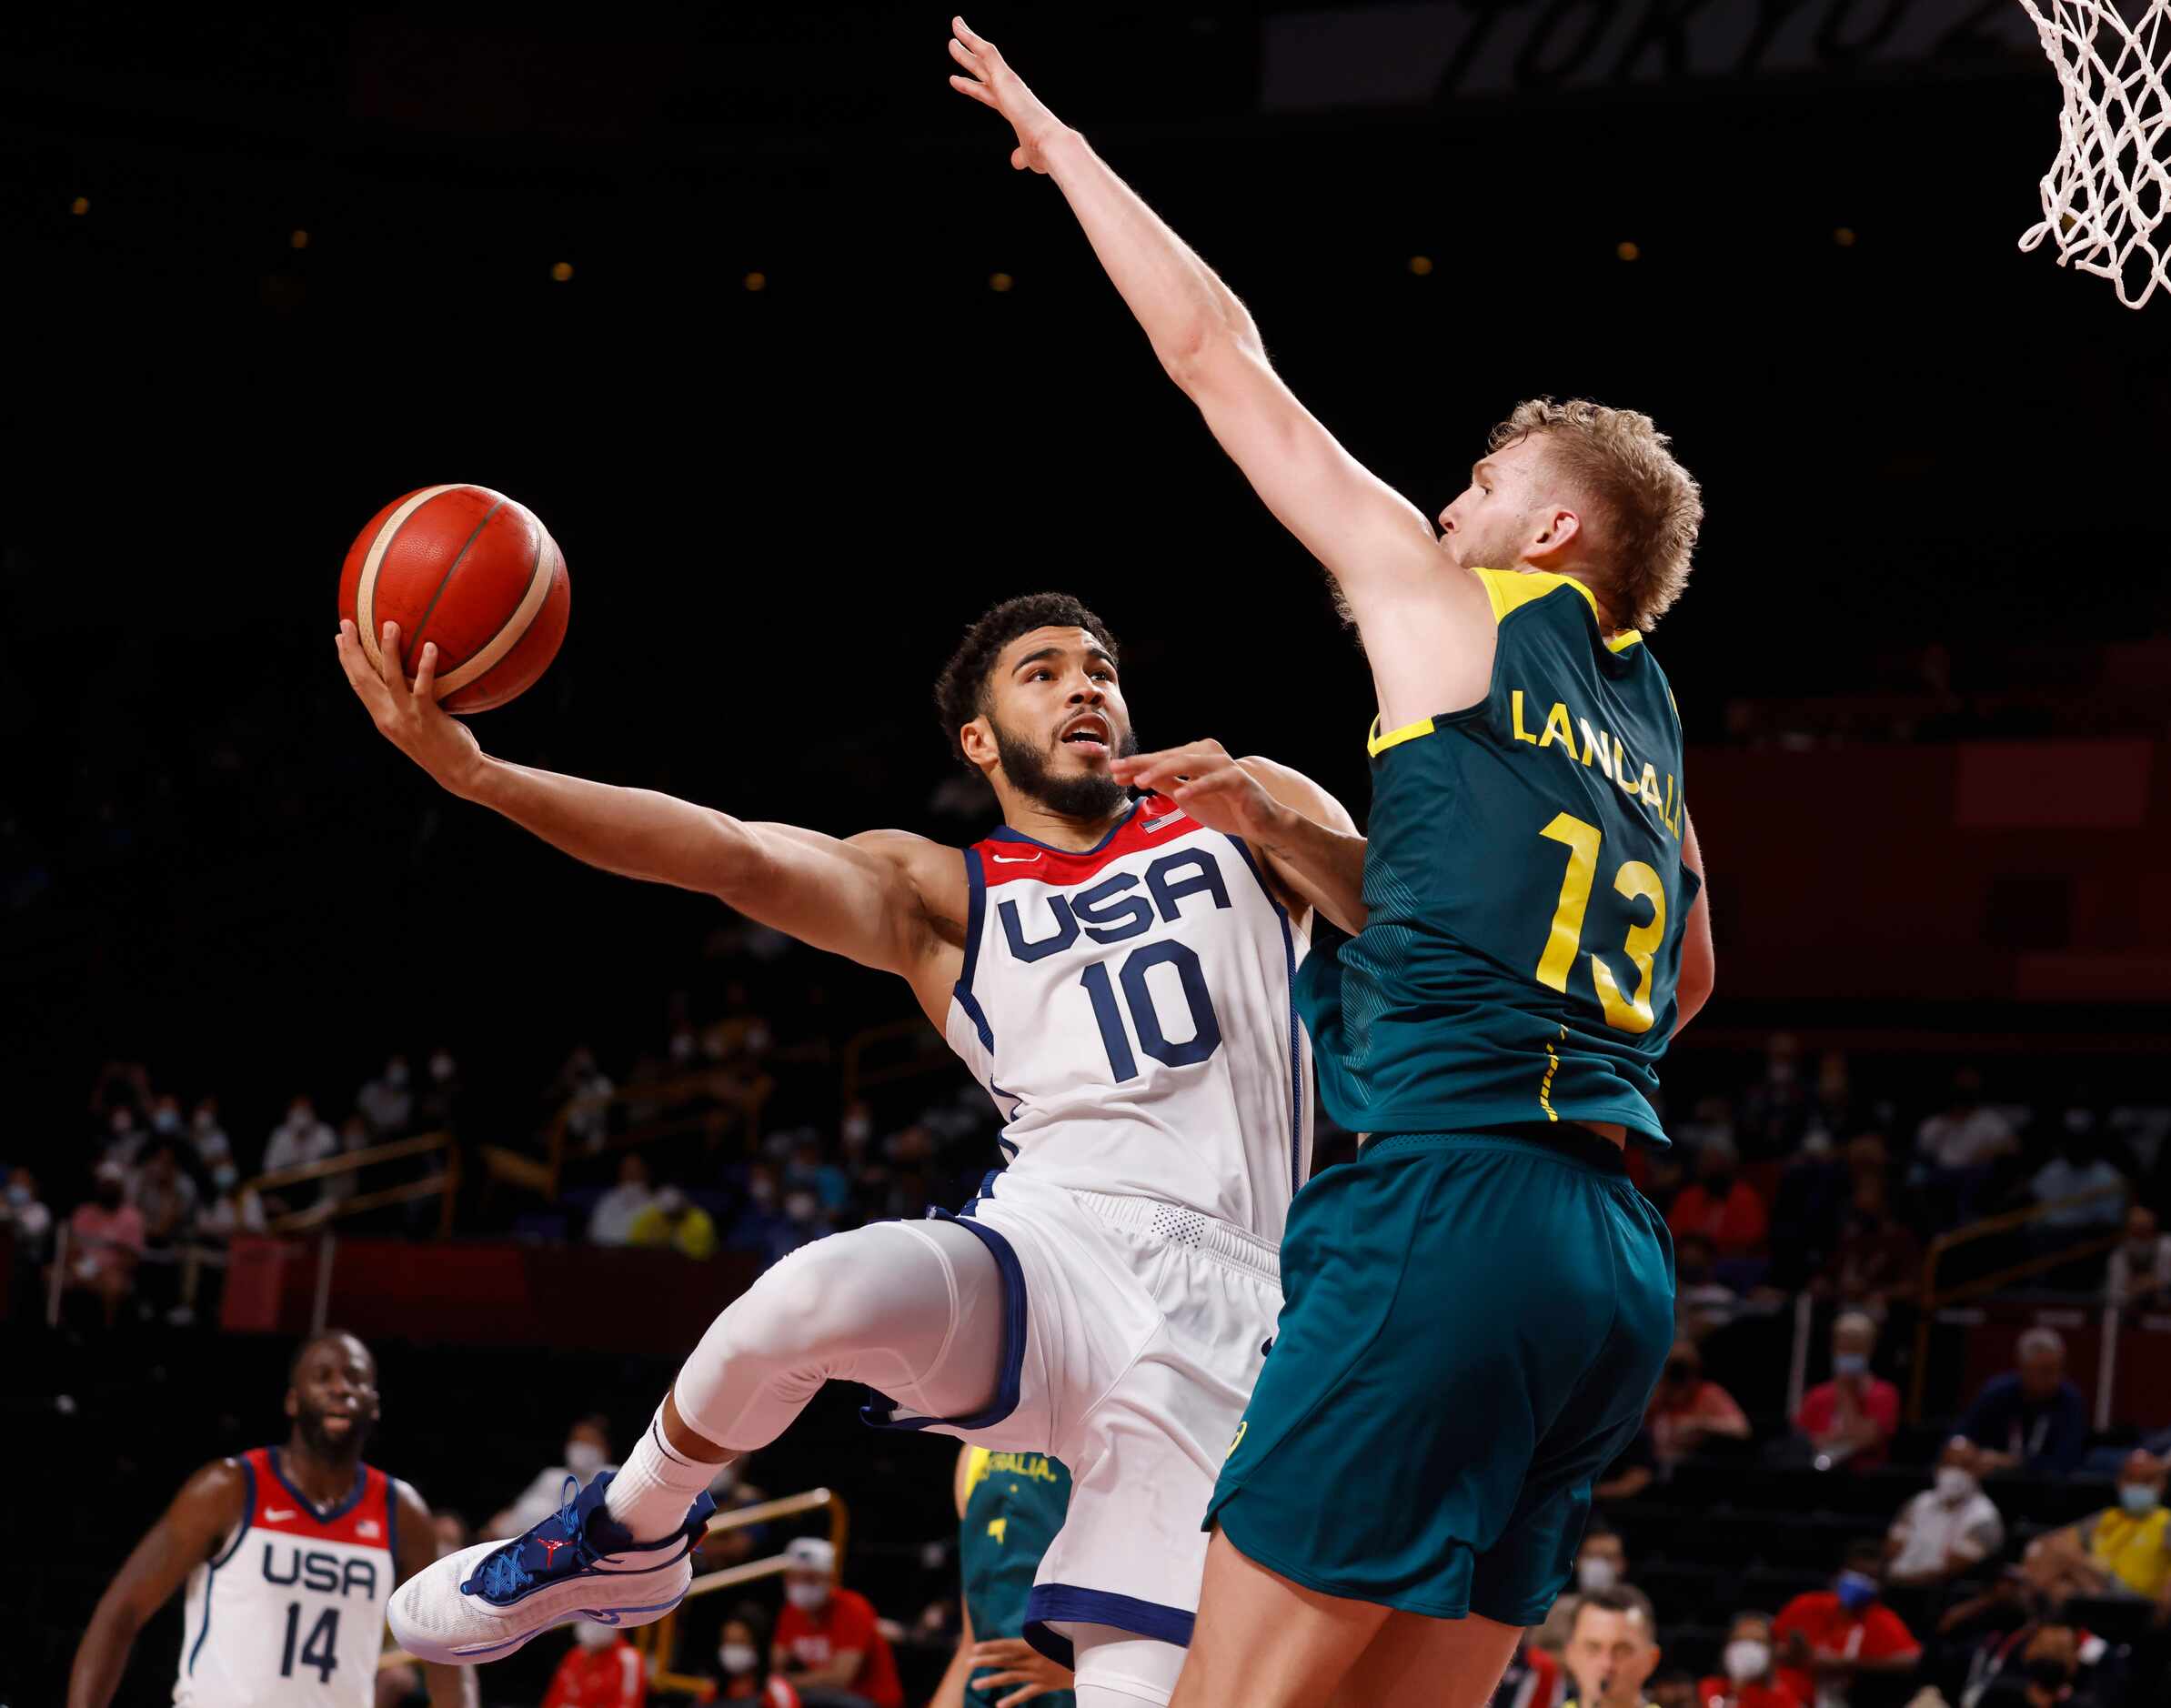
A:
<box><xmin>729</xmin><ymin>824</ymin><xmax>964</xmax><ymax>1000</ymax></box>
<box><xmin>66</xmin><ymin>1460</ymin><xmax>246</xmax><ymax>1708</ymax></box>
<box><xmin>1236</xmin><ymin>757</ymin><xmax>1370</xmax><ymax>937</ymax></box>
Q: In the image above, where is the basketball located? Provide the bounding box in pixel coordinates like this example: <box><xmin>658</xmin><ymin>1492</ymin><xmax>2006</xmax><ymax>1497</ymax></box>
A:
<box><xmin>337</xmin><ymin>484</ymin><xmax>571</xmax><ymax>713</ymax></box>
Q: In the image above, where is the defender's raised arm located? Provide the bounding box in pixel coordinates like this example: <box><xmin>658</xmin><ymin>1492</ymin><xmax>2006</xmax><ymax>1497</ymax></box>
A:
<box><xmin>948</xmin><ymin>17</ymin><xmax>1488</xmax><ymax>722</ymax></box>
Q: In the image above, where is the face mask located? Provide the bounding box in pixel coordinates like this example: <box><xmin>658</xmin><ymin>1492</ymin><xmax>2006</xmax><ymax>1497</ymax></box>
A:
<box><xmin>749</xmin><ymin>1178</ymin><xmax>777</xmax><ymax>1207</ymax></box>
<box><xmin>1724</xmin><ymin>1640</ymin><xmax>1771</xmax><ymax>1683</ymax></box>
<box><xmin>786</xmin><ymin>1581</ymin><xmax>828</xmax><ymax>1611</ymax></box>
<box><xmin>841</xmin><ymin>1113</ymin><xmax>873</xmax><ymax>1148</ymax></box>
<box><xmin>669</xmin><ymin>1032</ymin><xmax>695</xmax><ymax>1063</ymax></box>
<box><xmin>5</xmin><ymin>1183</ymin><xmax>29</xmax><ymax>1207</ymax></box>
<box><xmin>565</xmin><ymin>1442</ymin><xmax>606</xmax><ymax>1479</ymax></box>
<box><xmin>152</xmin><ymin>1107</ymin><xmax>181</xmax><ymax>1132</ymax></box>
<box><xmin>1833</xmin><ymin>1353</ymin><xmax>1870</xmax><ymax>1379</ymax></box>
<box><xmin>429</xmin><ymin>1054</ymin><xmax>456</xmax><ymax>1081</ymax></box>
<box><xmin>785</xmin><ymin>1192</ymin><xmax>819</xmax><ymax>1224</ymax></box>
<box><xmin>1834</xmin><ymin>1571</ymin><xmax>1878</xmax><ymax>1612</ymax></box>
<box><xmin>288</xmin><ymin>1106</ymin><xmax>311</xmax><ymax>1127</ymax></box>
<box><xmin>2022</xmin><ymin>1658</ymin><xmax>2073</xmax><ymax>1690</ymax></box>
<box><xmin>1935</xmin><ymin>1465</ymin><xmax>1977</xmax><ymax>1502</ymax></box>
<box><xmin>572</xmin><ymin>1620</ymin><xmax>616</xmax><ymax>1649</ymax></box>
<box><xmin>213</xmin><ymin>1165</ymin><xmax>238</xmax><ymax>1192</ymax></box>
<box><xmin>2119</xmin><ymin>1482</ymin><xmax>2161</xmax><ymax>1516</ymax></box>
<box><xmin>1575</xmin><ymin>1555</ymin><xmax>1619</xmax><ymax>1593</ymax></box>
<box><xmin>720</xmin><ymin>1642</ymin><xmax>759</xmax><ymax>1674</ymax></box>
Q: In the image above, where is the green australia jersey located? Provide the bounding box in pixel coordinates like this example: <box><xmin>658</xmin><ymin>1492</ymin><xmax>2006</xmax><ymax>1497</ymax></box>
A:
<box><xmin>960</xmin><ymin>1448</ymin><xmax>1074</xmax><ymax>1708</ymax></box>
<box><xmin>1300</xmin><ymin>567</ymin><xmax>1700</xmax><ymax>1144</ymax></box>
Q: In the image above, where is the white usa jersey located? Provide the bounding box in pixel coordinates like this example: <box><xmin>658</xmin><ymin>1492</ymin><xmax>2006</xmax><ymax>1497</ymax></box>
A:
<box><xmin>176</xmin><ymin>1447</ymin><xmax>397</xmax><ymax>1707</ymax></box>
<box><xmin>945</xmin><ymin>795</ymin><xmax>1312</xmax><ymax>1242</ymax></box>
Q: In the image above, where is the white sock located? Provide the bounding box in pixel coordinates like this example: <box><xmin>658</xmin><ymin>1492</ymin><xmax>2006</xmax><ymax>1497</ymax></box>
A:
<box><xmin>603</xmin><ymin>1407</ymin><xmax>726</xmax><ymax>1542</ymax></box>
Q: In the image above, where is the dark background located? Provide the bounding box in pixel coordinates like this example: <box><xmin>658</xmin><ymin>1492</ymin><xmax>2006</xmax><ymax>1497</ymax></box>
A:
<box><xmin>9</xmin><ymin>4</ymin><xmax>2171</xmax><ymax>1703</ymax></box>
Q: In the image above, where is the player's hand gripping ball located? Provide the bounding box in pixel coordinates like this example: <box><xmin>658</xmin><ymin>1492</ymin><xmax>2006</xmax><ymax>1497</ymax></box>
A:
<box><xmin>337</xmin><ymin>484</ymin><xmax>569</xmax><ymax>712</ymax></box>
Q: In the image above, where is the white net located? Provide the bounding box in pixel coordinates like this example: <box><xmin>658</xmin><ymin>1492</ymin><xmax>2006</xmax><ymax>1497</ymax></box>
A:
<box><xmin>2016</xmin><ymin>0</ymin><xmax>2171</xmax><ymax>306</ymax></box>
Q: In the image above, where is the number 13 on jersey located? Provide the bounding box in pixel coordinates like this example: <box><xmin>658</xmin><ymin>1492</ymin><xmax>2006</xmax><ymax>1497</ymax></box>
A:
<box><xmin>1534</xmin><ymin>812</ymin><xmax>1668</xmax><ymax>1034</ymax></box>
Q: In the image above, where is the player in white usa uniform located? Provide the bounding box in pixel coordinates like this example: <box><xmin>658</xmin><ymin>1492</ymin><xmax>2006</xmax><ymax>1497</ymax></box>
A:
<box><xmin>346</xmin><ymin>593</ymin><xmax>1363</xmax><ymax>1706</ymax></box>
<box><xmin>68</xmin><ymin>1331</ymin><xmax>473</xmax><ymax>1708</ymax></box>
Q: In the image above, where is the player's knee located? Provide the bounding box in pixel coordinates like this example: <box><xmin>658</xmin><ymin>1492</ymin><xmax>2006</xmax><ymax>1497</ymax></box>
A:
<box><xmin>722</xmin><ymin>1226</ymin><xmax>899</xmax><ymax>1362</ymax></box>
<box><xmin>1072</xmin><ymin>1625</ymin><xmax>1185</xmax><ymax>1708</ymax></box>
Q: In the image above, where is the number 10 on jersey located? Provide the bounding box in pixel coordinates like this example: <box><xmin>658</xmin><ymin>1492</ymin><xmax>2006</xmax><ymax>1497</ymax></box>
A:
<box><xmin>1080</xmin><ymin>941</ymin><xmax>1223</xmax><ymax>1080</ymax></box>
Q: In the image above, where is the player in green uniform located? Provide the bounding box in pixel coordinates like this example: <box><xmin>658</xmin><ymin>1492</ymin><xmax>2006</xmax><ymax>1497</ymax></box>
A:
<box><xmin>950</xmin><ymin>18</ymin><xmax>1715</xmax><ymax>1706</ymax></box>
<box><xmin>930</xmin><ymin>1446</ymin><xmax>1077</xmax><ymax>1708</ymax></box>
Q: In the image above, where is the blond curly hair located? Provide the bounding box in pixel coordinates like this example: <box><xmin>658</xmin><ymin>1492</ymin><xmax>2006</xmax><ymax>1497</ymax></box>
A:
<box><xmin>1490</xmin><ymin>397</ymin><xmax>1703</xmax><ymax>632</ymax></box>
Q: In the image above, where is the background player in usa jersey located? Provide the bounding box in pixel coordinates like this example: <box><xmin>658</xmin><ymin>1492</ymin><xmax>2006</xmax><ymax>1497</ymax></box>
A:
<box><xmin>340</xmin><ymin>591</ymin><xmax>1365</xmax><ymax>1706</ymax></box>
<box><xmin>950</xmin><ymin>16</ymin><xmax>1714</xmax><ymax>1705</ymax></box>
<box><xmin>66</xmin><ymin>1330</ymin><xmax>475</xmax><ymax>1708</ymax></box>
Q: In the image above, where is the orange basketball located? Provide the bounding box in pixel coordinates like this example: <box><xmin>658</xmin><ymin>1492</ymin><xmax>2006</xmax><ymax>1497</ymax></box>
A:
<box><xmin>337</xmin><ymin>485</ymin><xmax>571</xmax><ymax>713</ymax></box>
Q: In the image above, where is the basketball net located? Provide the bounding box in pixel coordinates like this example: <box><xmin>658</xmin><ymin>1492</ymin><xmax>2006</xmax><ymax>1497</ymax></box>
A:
<box><xmin>2016</xmin><ymin>0</ymin><xmax>2171</xmax><ymax>306</ymax></box>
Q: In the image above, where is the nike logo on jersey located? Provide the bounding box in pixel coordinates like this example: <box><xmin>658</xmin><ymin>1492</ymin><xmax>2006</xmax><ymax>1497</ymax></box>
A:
<box><xmin>263</xmin><ymin>1508</ymin><xmax>298</xmax><ymax>1522</ymax></box>
<box><xmin>988</xmin><ymin>852</ymin><xmax>1041</xmax><ymax>865</ymax></box>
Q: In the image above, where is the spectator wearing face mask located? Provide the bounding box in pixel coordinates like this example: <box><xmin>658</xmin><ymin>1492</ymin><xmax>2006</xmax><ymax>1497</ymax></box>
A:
<box><xmin>1955</xmin><ymin>1328</ymin><xmax>2088</xmax><ymax>1477</ymax></box>
<box><xmin>419</xmin><ymin>1047</ymin><xmax>460</xmax><ymax>1130</ymax></box>
<box><xmin>773</xmin><ymin>1537</ymin><xmax>903</xmax><ymax>1708</ymax></box>
<box><xmin>1674</xmin><ymin>1232</ymin><xmax>1740</xmax><ymax>1335</ymax></box>
<box><xmin>3</xmin><ymin>1166</ymin><xmax>54</xmax><ymax>1255</ymax></box>
<box><xmin>2105</xmin><ymin>1203</ymin><xmax>2171</xmax><ymax>1310</ymax></box>
<box><xmin>131</xmin><ymin>1141</ymin><xmax>198</xmax><ymax>1251</ymax></box>
<box><xmin>1667</xmin><ymin>1138</ymin><xmax>1770</xmax><ymax>1260</ymax></box>
<box><xmin>487</xmin><ymin>1415</ymin><xmax>618</xmax><ymax>1540</ymax></box>
<box><xmin>357</xmin><ymin>1053</ymin><xmax>415</xmax><ymax>1139</ymax></box>
<box><xmin>1960</xmin><ymin>1619</ymin><xmax>2106</xmax><ymax>1708</ymax></box>
<box><xmin>543</xmin><ymin>1619</ymin><xmax>648</xmax><ymax>1707</ymax></box>
<box><xmin>2026</xmin><ymin>1116</ymin><xmax>2126</xmax><ymax>1246</ymax></box>
<box><xmin>1794</xmin><ymin>1312</ymin><xmax>1902</xmax><ymax>1472</ymax></box>
<box><xmin>1698</xmin><ymin>1611</ymin><xmax>1804</xmax><ymax>1708</ymax></box>
<box><xmin>262</xmin><ymin>1094</ymin><xmax>337</xmax><ymax>1211</ymax></box>
<box><xmin>730</xmin><ymin>1164</ymin><xmax>813</xmax><ymax>1268</ymax></box>
<box><xmin>1533</xmin><ymin>1524</ymin><xmax>1631</xmax><ymax>1681</ymax></box>
<box><xmin>101</xmin><ymin>1104</ymin><xmax>147</xmax><ymax>1175</ymax></box>
<box><xmin>1645</xmin><ymin>1339</ymin><xmax>1752</xmax><ymax>1470</ymax></box>
<box><xmin>195</xmin><ymin>1160</ymin><xmax>266</xmax><ymax>1241</ymax></box>
<box><xmin>1772</xmin><ymin>1542</ymin><xmax>1922</xmax><ymax>1708</ymax></box>
<box><xmin>2022</xmin><ymin>1449</ymin><xmax>2171</xmax><ymax>1610</ymax></box>
<box><xmin>1915</xmin><ymin>1069</ymin><xmax>2015</xmax><ymax>1226</ymax></box>
<box><xmin>1885</xmin><ymin>1440</ymin><xmax>2005</xmax><ymax>1589</ymax></box>
<box><xmin>786</xmin><ymin>1137</ymin><xmax>849</xmax><ymax>1219</ymax></box>
<box><xmin>187</xmin><ymin>1098</ymin><xmax>232</xmax><ymax>1174</ymax></box>
<box><xmin>67</xmin><ymin>1160</ymin><xmax>147</xmax><ymax>1328</ymax></box>
<box><xmin>1562</xmin><ymin>1585</ymin><xmax>1663</xmax><ymax>1708</ymax></box>
<box><xmin>590</xmin><ymin>1152</ymin><xmax>659</xmax><ymax>1246</ymax></box>
<box><xmin>700</xmin><ymin>1604</ymin><xmax>801</xmax><ymax>1705</ymax></box>
<box><xmin>630</xmin><ymin>1184</ymin><xmax>720</xmax><ymax>1261</ymax></box>
<box><xmin>145</xmin><ymin>1092</ymin><xmax>186</xmax><ymax>1142</ymax></box>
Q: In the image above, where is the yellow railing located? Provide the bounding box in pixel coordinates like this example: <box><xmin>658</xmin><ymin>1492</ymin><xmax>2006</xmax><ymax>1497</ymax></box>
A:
<box><xmin>377</xmin><ymin>1486</ymin><xmax>849</xmax><ymax>1687</ymax></box>
<box><xmin>481</xmin><ymin>1070</ymin><xmax>773</xmax><ymax>1203</ymax></box>
<box><xmin>246</xmin><ymin>1130</ymin><xmax>459</xmax><ymax>1240</ymax></box>
<box><xmin>1905</xmin><ymin>1182</ymin><xmax>2128</xmax><ymax>1422</ymax></box>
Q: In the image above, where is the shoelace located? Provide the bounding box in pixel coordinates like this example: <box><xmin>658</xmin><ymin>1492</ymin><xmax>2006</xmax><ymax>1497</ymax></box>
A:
<box><xmin>468</xmin><ymin>1477</ymin><xmax>606</xmax><ymax>1601</ymax></box>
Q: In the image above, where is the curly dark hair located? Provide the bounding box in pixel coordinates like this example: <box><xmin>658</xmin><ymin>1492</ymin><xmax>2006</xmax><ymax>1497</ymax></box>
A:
<box><xmin>931</xmin><ymin>592</ymin><xmax>1121</xmax><ymax>767</ymax></box>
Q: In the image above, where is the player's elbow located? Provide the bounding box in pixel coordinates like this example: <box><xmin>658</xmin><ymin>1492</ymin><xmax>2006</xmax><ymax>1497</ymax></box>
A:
<box><xmin>1675</xmin><ymin>955</ymin><xmax>1714</xmax><ymax>1032</ymax></box>
<box><xmin>1159</xmin><ymin>312</ymin><xmax>1265</xmax><ymax>395</ymax></box>
<box><xmin>701</xmin><ymin>814</ymin><xmax>768</xmax><ymax>905</ymax></box>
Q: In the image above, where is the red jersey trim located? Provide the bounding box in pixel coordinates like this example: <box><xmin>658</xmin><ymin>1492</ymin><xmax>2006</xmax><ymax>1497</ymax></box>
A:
<box><xmin>243</xmin><ymin>1447</ymin><xmax>394</xmax><ymax>1551</ymax></box>
<box><xmin>977</xmin><ymin>798</ymin><xmax>1197</xmax><ymax>889</ymax></box>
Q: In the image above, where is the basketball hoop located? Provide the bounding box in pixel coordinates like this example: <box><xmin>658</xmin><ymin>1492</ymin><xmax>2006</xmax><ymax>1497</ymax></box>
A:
<box><xmin>2016</xmin><ymin>0</ymin><xmax>2171</xmax><ymax>306</ymax></box>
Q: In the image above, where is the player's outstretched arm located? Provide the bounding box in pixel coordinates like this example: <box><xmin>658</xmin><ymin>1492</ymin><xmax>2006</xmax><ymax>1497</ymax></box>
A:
<box><xmin>66</xmin><ymin>1459</ymin><xmax>246</xmax><ymax>1708</ymax></box>
<box><xmin>1112</xmin><ymin>741</ymin><xmax>1366</xmax><ymax>936</ymax></box>
<box><xmin>393</xmin><ymin>1482</ymin><xmax>478</xmax><ymax>1708</ymax></box>
<box><xmin>334</xmin><ymin>621</ymin><xmax>960</xmax><ymax>995</ymax></box>
<box><xmin>949</xmin><ymin>19</ymin><xmax>1487</xmax><ymax>721</ymax></box>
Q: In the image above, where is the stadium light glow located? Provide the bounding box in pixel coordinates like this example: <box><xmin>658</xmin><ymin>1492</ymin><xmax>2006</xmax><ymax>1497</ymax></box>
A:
<box><xmin>551</xmin><ymin>261</ymin><xmax>574</xmax><ymax>282</ymax></box>
<box><xmin>71</xmin><ymin>196</ymin><xmax>89</xmax><ymax>216</ymax></box>
<box><xmin>290</xmin><ymin>229</ymin><xmax>309</xmax><ymax>250</ymax></box>
<box><xmin>1834</xmin><ymin>226</ymin><xmax>1857</xmax><ymax>247</ymax></box>
<box><xmin>1616</xmin><ymin>241</ymin><xmax>1641</xmax><ymax>262</ymax></box>
<box><xmin>744</xmin><ymin>271</ymin><xmax>768</xmax><ymax>292</ymax></box>
<box><xmin>1408</xmin><ymin>255</ymin><xmax>1434</xmax><ymax>276</ymax></box>
<box><xmin>990</xmin><ymin>272</ymin><xmax>1015</xmax><ymax>292</ymax></box>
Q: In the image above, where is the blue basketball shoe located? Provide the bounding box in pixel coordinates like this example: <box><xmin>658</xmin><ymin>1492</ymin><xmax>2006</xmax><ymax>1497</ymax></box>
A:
<box><xmin>388</xmin><ymin>1472</ymin><xmax>715</xmax><ymax>1664</ymax></box>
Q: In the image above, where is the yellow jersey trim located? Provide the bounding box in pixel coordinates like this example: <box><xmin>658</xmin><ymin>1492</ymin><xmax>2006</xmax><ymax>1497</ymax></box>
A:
<box><xmin>963</xmin><ymin>1446</ymin><xmax>991</xmax><ymax>1498</ymax></box>
<box><xmin>1470</xmin><ymin>566</ymin><xmax>1642</xmax><ymax>654</ymax></box>
<box><xmin>1368</xmin><ymin>714</ymin><xmax>1437</xmax><ymax>758</ymax></box>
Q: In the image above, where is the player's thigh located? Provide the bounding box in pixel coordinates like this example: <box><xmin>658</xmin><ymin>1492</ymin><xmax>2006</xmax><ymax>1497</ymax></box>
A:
<box><xmin>1327</xmin><ymin>1609</ymin><xmax>1523</xmax><ymax>1708</ymax></box>
<box><xmin>1168</xmin><ymin>1529</ymin><xmax>1390</xmax><ymax>1708</ymax></box>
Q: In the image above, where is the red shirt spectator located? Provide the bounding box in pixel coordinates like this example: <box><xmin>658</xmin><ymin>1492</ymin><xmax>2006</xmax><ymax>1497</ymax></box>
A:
<box><xmin>1697</xmin><ymin>1678</ymin><xmax>1804</xmax><ymax>1708</ymax></box>
<box><xmin>542</xmin><ymin>1630</ymin><xmax>648</xmax><ymax>1708</ymax></box>
<box><xmin>1772</xmin><ymin>1587</ymin><xmax>1920</xmax><ymax>1704</ymax></box>
<box><xmin>1796</xmin><ymin>1378</ymin><xmax>1901</xmax><ymax>1472</ymax></box>
<box><xmin>1645</xmin><ymin>1341</ymin><xmax>1752</xmax><ymax>1468</ymax></box>
<box><xmin>70</xmin><ymin>1191</ymin><xmax>146</xmax><ymax>1277</ymax></box>
<box><xmin>1667</xmin><ymin>1178</ymin><xmax>1769</xmax><ymax>1259</ymax></box>
<box><xmin>699</xmin><ymin>1678</ymin><xmax>799</xmax><ymax>1706</ymax></box>
<box><xmin>775</xmin><ymin>1585</ymin><xmax>902</xmax><ymax>1708</ymax></box>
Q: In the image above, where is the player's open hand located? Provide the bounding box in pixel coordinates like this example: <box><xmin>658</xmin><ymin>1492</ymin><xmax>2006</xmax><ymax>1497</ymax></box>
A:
<box><xmin>967</xmin><ymin>1637</ymin><xmax>1074</xmax><ymax>1708</ymax></box>
<box><xmin>335</xmin><ymin>618</ymin><xmax>484</xmax><ymax>797</ymax></box>
<box><xmin>948</xmin><ymin>16</ymin><xmax>1067</xmax><ymax>174</ymax></box>
<box><xmin>1112</xmin><ymin>739</ymin><xmax>1288</xmax><ymax>847</ymax></box>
